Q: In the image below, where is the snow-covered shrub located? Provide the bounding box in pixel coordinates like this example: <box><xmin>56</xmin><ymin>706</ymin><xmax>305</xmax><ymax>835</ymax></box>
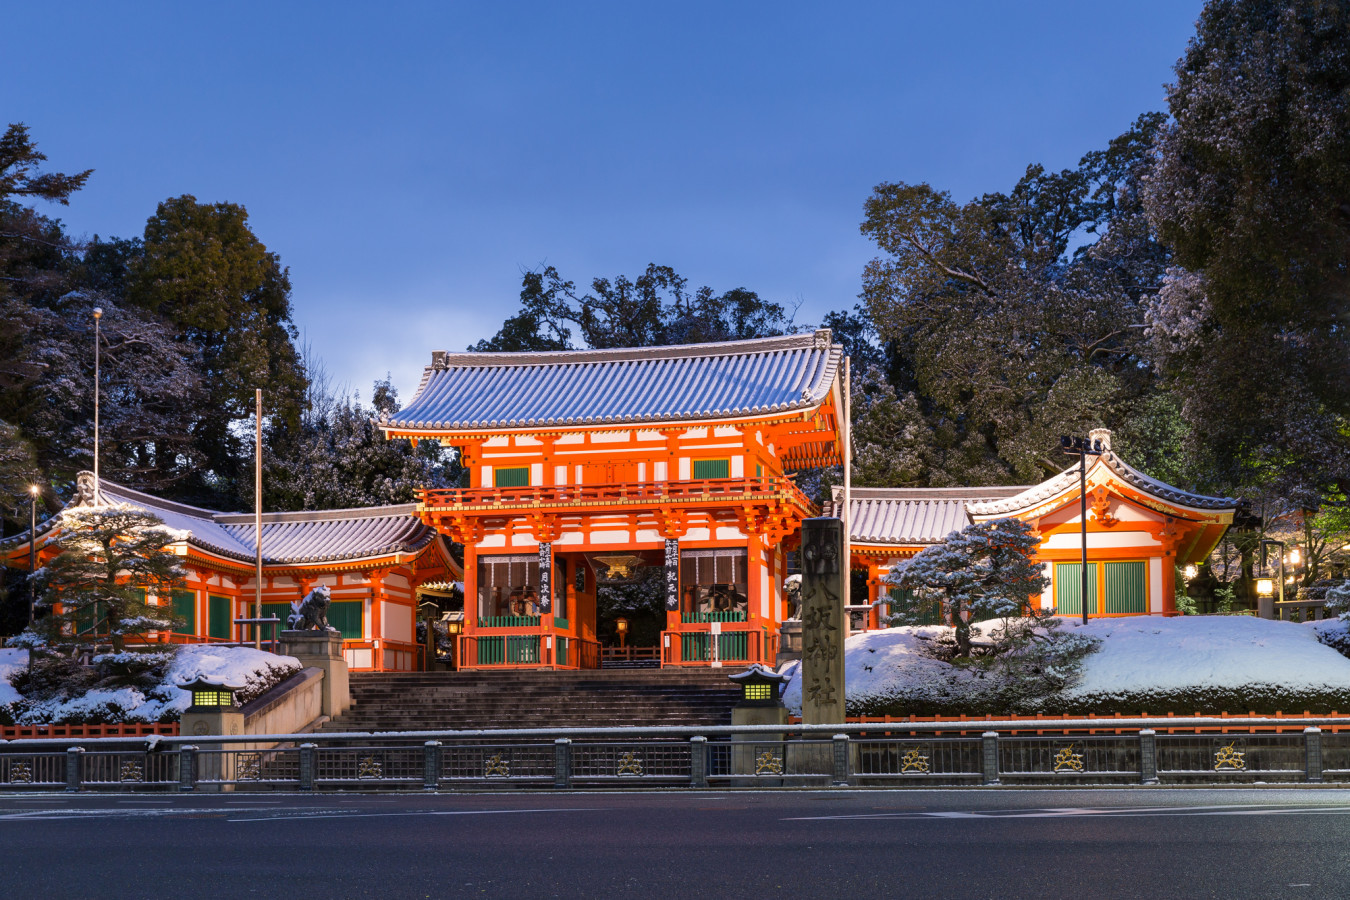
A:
<box><xmin>887</xmin><ymin>518</ymin><xmax>1049</xmax><ymax>658</ymax></box>
<box><xmin>1324</xmin><ymin>580</ymin><xmax>1350</xmax><ymax>619</ymax></box>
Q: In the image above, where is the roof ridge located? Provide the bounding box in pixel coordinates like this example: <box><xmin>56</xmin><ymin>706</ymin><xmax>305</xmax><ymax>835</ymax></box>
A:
<box><xmin>214</xmin><ymin>503</ymin><xmax>420</xmax><ymax>525</ymax></box>
<box><xmin>426</xmin><ymin>330</ymin><xmax>832</xmax><ymax>371</ymax></box>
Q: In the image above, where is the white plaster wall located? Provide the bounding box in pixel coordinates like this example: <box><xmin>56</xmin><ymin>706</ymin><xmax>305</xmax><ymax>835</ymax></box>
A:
<box><xmin>715</xmin><ymin>526</ymin><xmax>746</xmax><ymax>540</ymax></box>
<box><xmin>634</xmin><ymin>529</ymin><xmax>663</xmax><ymax>543</ymax></box>
<box><xmin>384</xmin><ymin>573</ymin><xmax>409</xmax><ymax>590</ymax></box>
<box><xmin>590</xmin><ymin>531</ymin><xmax>630</xmax><ymax>544</ymax></box>
<box><xmin>484</xmin><ymin>436</ymin><xmax>510</xmax><ymax>447</ymax></box>
<box><xmin>381</xmin><ymin>601</ymin><xmax>413</xmax><ymax>643</ymax></box>
<box><xmin>557</xmin><ymin>434</ymin><xmax>584</xmax><ymax>445</ymax></box>
<box><xmin>591</xmin><ymin>431</ymin><xmax>631</xmax><ymax>443</ymax></box>
<box><xmin>531</xmin><ymin>463</ymin><xmax>543</xmax><ymax>485</ymax></box>
<box><xmin>1150</xmin><ymin>557</ymin><xmax>1164</xmax><ymax>613</ymax></box>
<box><xmin>760</xmin><ymin>564</ymin><xmax>770</xmax><ymax>620</ymax></box>
<box><xmin>679</xmin><ymin>458</ymin><xmax>691</xmax><ymax>480</ymax></box>
<box><xmin>556</xmin><ymin>531</ymin><xmax>582</xmax><ymax>546</ymax></box>
<box><xmin>511</xmin><ymin>533</ymin><xmax>539</xmax><ymax>547</ymax></box>
<box><xmin>554</xmin><ymin>465</ymin><xmax>568</xmax><ymax>485</ymax></box>
<box><xmin>1041</xmin><ymin>561</ymin><xmax>1054</xmax><ymax>609</ymax></box>
<box><xmin>654</xmin><ymin>461</ymin><xmax>667</xmax><ymax>481</ymax></box>
<box><xmin>514</xmin><ymin>435</ymin><xmax>542</xmax><ymax>446</ymax></box>
<box><xmin>1043</xmin><ymin>531</ymin><xmax>1160</xmax><ymax>549</ymax></box>
<box><xmin>731</xmin><ymin>457</ymin><xmax>744</xmax><ymax>477</ymax></box>
<box><xmin>481</xmin><ymin>467</ymin><xmax>492</xmax><ymax>488</ymax></box>
<box><xmin>638</xmin><ymin>462</ymin><xmax>646</xmax><ymax>482</ymax></box>
<box><xmin>477</xmin><ymin>534</ymin><xmax>507</xmax><ymax>548</ymax></box>
<box><xmin>684</xmin><ymin>527</ymin><xmax>711</xmax><ymax>541</ymax></box>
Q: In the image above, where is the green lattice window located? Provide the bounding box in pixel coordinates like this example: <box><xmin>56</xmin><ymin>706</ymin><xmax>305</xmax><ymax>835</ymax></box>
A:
<box><xmin>692</xmin><ymin>459</ymin><xmax>730</xmax><ymax>480</ymax></box>
<box><xmin>494</xmin><ymin>467</ymin><xmax>530</xmax><ymax>487</ymax></box>
<box><xmin>1104</xmin><ymin>561</ymin><xmax>1146</xmax><ymax>614</ymax></box>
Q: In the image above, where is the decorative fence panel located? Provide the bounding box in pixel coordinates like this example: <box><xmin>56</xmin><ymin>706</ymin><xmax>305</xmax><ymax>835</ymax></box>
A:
<box><xmin>3</xmin><ymin>717</ymin><xmax>1345</xmax><ymax>792</ymax></box>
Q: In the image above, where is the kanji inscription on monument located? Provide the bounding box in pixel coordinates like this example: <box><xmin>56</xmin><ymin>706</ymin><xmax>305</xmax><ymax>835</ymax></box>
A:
<box><xmin>800</xmin><ymin>517</ymin><xmax>845</xmax><ymax>724</ymax></box>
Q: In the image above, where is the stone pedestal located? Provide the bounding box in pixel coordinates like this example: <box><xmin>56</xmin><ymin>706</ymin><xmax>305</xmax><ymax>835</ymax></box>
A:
<box><xmin>180</xmin><ymin>707</ymin><xmax>245</xmax><ymax>790</ymax></box>
<box><xmin>799</xmin><ymin>517</ymin><xmax>846</xmax><ymax>725</ymax></box>
<box><xmin>731</xmin><ymin>705</ymin><xmax>789</xmax><ymax>784</ymax></box>
<box><xmin>279</xmin><ymin>630</ymin><xmax>350</xmax><ymax>717</ymax></box>
<box><xmin>776</xmin><ymin>620</ymin><xmax>802</xmax><ymax>667</ymax></box>
<box><xmin>180</xmin><ymin>706</ymin><xmax>245</xmax><ymax>739</ymax></box>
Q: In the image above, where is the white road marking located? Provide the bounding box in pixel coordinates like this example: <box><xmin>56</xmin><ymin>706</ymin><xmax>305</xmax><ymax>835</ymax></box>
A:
<box><xmin>231</xmin><ymin>807</ymin><xmax>608</xmax><ymax>823</ymax></box>
<box><xmin>784</xmin><ymin>805</ymin><xmax>1350</xmax><ymax>821</ymax></box>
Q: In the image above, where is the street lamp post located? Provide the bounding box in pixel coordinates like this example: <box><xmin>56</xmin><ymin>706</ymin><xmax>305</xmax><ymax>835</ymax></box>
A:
<box><xmin>28</xmin><ymin>484</ymin><xmax>40</xmax><ymax>626</ymax></box>
<box><xmin>92</xmin><ymin>306</ymin><xmax>103</xmax><ymax>505</ymax></box>
<box><xmin>1060</xmin><ymin>435</ymin><xmax>1105</xmax><ymax>625</ymax></box>
<box><xmin>1258</xmin><ymin>538</ymin><xmax>1287</xmax><ymax>620</ymax></box>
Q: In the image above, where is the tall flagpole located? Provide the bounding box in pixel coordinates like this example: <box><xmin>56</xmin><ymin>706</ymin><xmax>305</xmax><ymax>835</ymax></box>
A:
<box><xmin>842</xmin><ymin>354</ymin><xmax>851</xmax><ymax>627</ymax></box>
<box><xmin>254</xmin><ymin>388</ymin><xmax>263</xmax><ymax>650</ymax></box>
<box><xmin>92</xmin><ymin>307</ymin><xmax>103</xmax><ymax>505</ymax></box>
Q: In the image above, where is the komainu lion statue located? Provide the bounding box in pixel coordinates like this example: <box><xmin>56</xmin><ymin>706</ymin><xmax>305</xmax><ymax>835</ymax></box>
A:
<box><xmin>288</xmin><ymin>585</ymin><xmax>336</xmax><ymax>631</ymax></box>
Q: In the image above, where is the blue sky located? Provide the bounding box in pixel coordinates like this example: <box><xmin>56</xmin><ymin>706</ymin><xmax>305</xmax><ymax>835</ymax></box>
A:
<box><xmin>5</xmin><ymin>1</ymin><xmax>1202</xmax><ymax>401</ymax></box>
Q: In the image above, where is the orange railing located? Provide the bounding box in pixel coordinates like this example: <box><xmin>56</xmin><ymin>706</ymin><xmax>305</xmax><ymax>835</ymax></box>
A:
<box><xmin>2</xmin><ymin>722</ymin><xmax>180</xmax><ymax>740</ymax></box>
<box><xmin>458</xmin><ymin>631</ymin><xmax>600</xmax><ymax>670</ymax></box>
<box><xmin>660</xmin><ymin>623</ymin><xmax>776</xmax><ymax>668</ymax></box>
<box><xmin>418</xmin><ymin>476</ymin><xmax>816</xmax><ymax>515</ymax></box>
<box><xmin>343</xmin><ymin>640</ymin><xmax>424</xmax><ymax>672</ymax></box>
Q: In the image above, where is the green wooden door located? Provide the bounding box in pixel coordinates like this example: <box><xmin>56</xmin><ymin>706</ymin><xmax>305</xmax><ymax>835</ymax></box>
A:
<box><xmin>1104</xmin><ymin>561</ymin><xmax>1147</xmax><ymax>614</ymax></box>
<box><xmin>1055</xmin><ymin>563</ymin><xmax>1098</xmax><ymax>616</ymax></box>
<box><xmin>208</xmin><ymin>595</ymin><xmax>232</xmax><ymax>640</ymax></box>
<box><xmin>327</xmin><ymin>601</ymin><xmax>363</xmax><ymax>640</ymax></box>
<box><xmin>171</xmin><ymin>590</ymin><xmax>196</xmax><ymax>634</ymax></box>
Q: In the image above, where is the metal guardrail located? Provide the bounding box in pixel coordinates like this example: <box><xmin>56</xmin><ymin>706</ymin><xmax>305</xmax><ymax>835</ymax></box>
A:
<box><xmin>3</xmin><ymin>716</ymin><xmax>1350</xmax><ymax>791</ymax></box>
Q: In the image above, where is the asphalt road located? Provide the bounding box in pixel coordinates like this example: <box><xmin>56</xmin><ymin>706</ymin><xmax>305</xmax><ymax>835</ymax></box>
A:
<box><xmin>3</xmin><ymin>788</ymin><xmax>1350</xmax><ymax>899</ymax></box>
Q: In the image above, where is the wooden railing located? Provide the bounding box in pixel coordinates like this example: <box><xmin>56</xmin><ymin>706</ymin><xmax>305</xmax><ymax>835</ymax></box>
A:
<box><xmin>660</xmin><ymin>623</ymin><xmax>776</xmax><ymax>667</ymax></box>
<box><xmin>418</xmin><ymin>476</ymin><xmax>816</xmax><ymax>514</ymax></box>
<box><xmin>343</xmin><ymin>640</ymin><xmax>424</xmax><ymax>672</ymax></box>
<box><xmin>1</xmin><ymin>722</ymin><xmax>180</xmax><ymax>740</ymax></box>
<box><xmin>459</xmin><ymin>633</ymin><xmax>600</xmax><ymax>669</ymax></box>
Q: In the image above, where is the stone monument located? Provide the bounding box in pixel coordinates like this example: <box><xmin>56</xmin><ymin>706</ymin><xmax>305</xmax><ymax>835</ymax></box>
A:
<box><xmin>799</xmin><ymin>517</ymin><xmax>845</xmax><ymax>724</ymax></box>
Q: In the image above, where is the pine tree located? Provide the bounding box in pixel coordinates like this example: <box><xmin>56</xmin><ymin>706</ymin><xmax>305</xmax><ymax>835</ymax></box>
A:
<box><xmin>36</xmin><ymin>500</ymin><xmax>184</xmax><ymax>652</ymax></box>
<box><xmin>887</xmin><ymin>518</ymin><xmax>1048</xmax><ymax>657</ymax></box>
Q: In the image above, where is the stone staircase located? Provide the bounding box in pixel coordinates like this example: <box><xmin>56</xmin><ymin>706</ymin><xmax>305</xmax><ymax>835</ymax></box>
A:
<box><xmin>318</xmin><ymin>668</ymin><xmax>747</xmax><ymax>733</ymax></box>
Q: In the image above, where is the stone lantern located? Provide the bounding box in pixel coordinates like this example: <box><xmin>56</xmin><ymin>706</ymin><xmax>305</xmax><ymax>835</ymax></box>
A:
<box><xmin>179</xmin><ymin>676</ymin><xmax>245</xmax><ymax>738</ymax></box>
<box><xmin>729</xmin><ymin>664</ymin><xmax>790</xmax><ymax>780</ymax></box>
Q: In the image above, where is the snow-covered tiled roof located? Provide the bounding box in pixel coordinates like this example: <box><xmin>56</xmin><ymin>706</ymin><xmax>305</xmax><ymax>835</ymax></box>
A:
<box><xmin>966</xmin><ymin>452</ymin><xmax>1237</xmax><ymax>517</ymax></box>
<box><xmin>833</xmin><ymin>486</ymin><xmax>1029</xmax><ymax>545</ymax></box>
<box><xmin>385</xmin><ymin>330</ymin><xmax>843</xmax><ymax>432</ymax></box>
<box><xmin>1</xmin><ymin>476</ymin><xmax>444</xmax><ymax>567</ymax></box>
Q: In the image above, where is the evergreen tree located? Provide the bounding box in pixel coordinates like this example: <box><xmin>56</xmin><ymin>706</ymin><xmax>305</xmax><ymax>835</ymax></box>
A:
<box><xmin>887</xmin><ymin>518</ymin><xmax>1048</xmax><ymax>657</ymax></box>
<box><xmin>35</xmin><ymin>501</ymin><xmax>184</xmax><ymax>652</ymax></box>
<box><xmin>472</xmin><ymin>264</ymin><xmax>792</xmax><ymax>352</ymax></box>
<box><xmin>126</xmin><ymin>195</ymin><xmax>307</xmax><ymax>506</ymax></box>
<box><xmin>261</xmin><ymin>377</ymin><xmax>460</xmax><ymax>511</ymax></box>
<box><xmin>1142</xmin><ymin>0</ymin><xmax>1350</xmax><ymax>506</ymax></box>
<box><xmin>860</xmin><ymin>115</ymin><xmax>1172</xmax><ymax>488</ymax></box>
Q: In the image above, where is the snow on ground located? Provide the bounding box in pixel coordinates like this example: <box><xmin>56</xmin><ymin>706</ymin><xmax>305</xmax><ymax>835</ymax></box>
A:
<box><xmin>779</xmin><ymin>626</ymin><xmax>990</xmax><ymax>715</ymax></box>
<box><xmin>1</xmin><ymin>645</ymin><xmax>299</xmax><ymax>724</ymax></box>
<box><xmin>779</xmin><ymin>615</ymin><xmax>1350</xmax><ymax>715</ymax></box>
<box><xmin>1061</xmin><ymin>615</ymin><xmax>1350</xmax><ymax>698</ymax></box>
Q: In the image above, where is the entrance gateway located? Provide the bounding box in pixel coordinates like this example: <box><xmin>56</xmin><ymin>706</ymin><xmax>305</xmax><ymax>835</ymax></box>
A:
<box><xmin>381</xmin><ymin>331</ymin><xmax>847</xmax><ymax>670</ymax></box>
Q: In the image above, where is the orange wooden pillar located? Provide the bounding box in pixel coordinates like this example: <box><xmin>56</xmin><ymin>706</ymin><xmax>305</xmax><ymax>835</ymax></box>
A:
<box><xmin>867</xmin><ymin>562</ymin><xmax>883</xmax><ymax>630</ymax></box>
